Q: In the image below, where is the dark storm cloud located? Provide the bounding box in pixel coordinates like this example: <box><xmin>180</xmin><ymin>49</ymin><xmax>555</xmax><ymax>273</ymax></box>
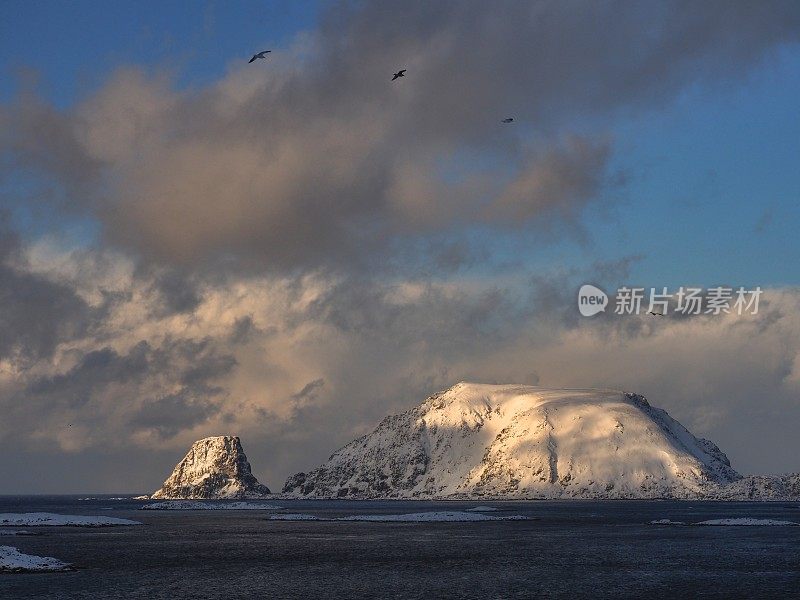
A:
<box><xmin>229</xmin><ymin>315</ymin><xmax>257</xmax><ymax>344</ymax></box>
<box><xmin>27</xmin><ymin>344</ymin><xmax>150</xmax><ymax>400</ymax></box>
<box><xmin>177</xmin><ymin>338</ymin><xmax>238</xmax><ymax>387</ymax></box>
<box><xmin>0</xmin><ymin>91</ymin><xmax>101</xmax><ymax>195</ymax></box>
<box><xmin>129</xmin><ymin>390</ymin><xmax>220</xmax><ymax>440</ymax></box>
<box><xmin>24</xmin><ymin>338</ymin><xmax>235</xmax><ymax>400</ymax></box>
<box><xmin>147</xmin><ymin>268</ymin><xmax>204</xmax><ymax>316</ymax></box>
<box><xmin>0</xmin><ymin>216</ymin><xmax>92</xmax><ymax>364</ymax></box>
<box><xmin>292</xmin><ymin>378</ymin><xmax>324</xmax><ymax>400</ymax></box>
<box><xmin>304</xmin><ymin>278</ymin><xmax>518</xmax><ymax>352</ymax></box>
<box><xmin>3</xmin><ymin>1</ymin><xmax>797</xmax><ymax>273</ymax></box>
<box><xmin>3</xmin><ymin>335</ymin><xmax>237</xmax><ymax>446</ymax></box>
<box><xmin>291</xmin><ymin>378</ymin><xmax>325</xmax><ymax>408</ymax></box>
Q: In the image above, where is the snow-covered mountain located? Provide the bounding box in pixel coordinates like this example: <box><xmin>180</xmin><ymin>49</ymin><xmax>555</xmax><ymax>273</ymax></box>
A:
<box><xmin>282</xmin><ymin>383</ymin><xmax>746</xmax><ymax>499</ymax></box>
<box><xmin>151</xmin><ymin>436</ymin><xmax>271</xmax><ymax>499</ymax></box>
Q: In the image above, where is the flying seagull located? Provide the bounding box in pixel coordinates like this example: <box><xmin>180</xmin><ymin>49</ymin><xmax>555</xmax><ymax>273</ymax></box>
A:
<box><xmin>501</xmin><ymin>117</ymin><xmax>514</xmax><ymax>123</ymax></box>
<box><xmin>391</xmin><ymin>69</ymin><xmax>406</xmax><ymax>81</ymax></box>
<box><xmin>249</xmin><ymin>50</ymin><xmax>271</xmax><ymax>63</ymax></box>
<box><xmin>647</xmin><ymin>311</ymin><xmax>664</xmax><ymax>316</ymax></box>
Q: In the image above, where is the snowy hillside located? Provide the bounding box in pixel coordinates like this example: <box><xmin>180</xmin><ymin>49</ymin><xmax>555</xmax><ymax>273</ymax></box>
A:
<box><xmin>283</xmin><ymin>383</ymin><xmax>745</xmax><ymax>499</ymax></box>
<box><xmin>151</xmin><ymin>436</ymin><xmax>271</xmax><ymax>499</ymax></box>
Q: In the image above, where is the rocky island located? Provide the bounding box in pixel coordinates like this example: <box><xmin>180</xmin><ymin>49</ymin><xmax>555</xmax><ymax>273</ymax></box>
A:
<box><xmin>283</xmin><ymin>382</ymin><xmax>798</xmax><ymax>500</ymax></box>
<box><xmin>150</xmin><ymin>436</ymin><xmax>271</xmax><ymax>499</ymax></box>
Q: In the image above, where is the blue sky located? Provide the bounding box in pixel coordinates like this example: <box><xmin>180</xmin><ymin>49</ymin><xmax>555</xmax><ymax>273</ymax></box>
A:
<box><xmin>0</xmin><ymin>0</ymin><xmax>320</xmax><ymax>106</ymax></box>
<box><xmin>494</xmin><ymin>45</ymin><xmax>800</xmax><ymax>291</ymax></box>
<box><xmin>2</xmin><ymin>0</ymin><xmax>799</xmax><ymax>290</ymax></box>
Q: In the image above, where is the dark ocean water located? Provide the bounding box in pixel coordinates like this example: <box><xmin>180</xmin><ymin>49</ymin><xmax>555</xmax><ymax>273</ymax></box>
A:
<box><xmin>1</xmin><ymin>496</ymin><xmax>799</xmax><ymax>599</ymax></box>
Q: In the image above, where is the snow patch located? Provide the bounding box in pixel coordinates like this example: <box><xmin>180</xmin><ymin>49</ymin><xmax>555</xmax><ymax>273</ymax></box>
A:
<box><xmin>269</xmin><ymin>514</ymin><xmax>320</xmax><ymax>521</ymax></box>
<box><xmin>649</xmin><ymin>519</ymin><xmax>685</xmax><ymax>525</ymax></box>
<box><xmin>0</xmin><ymin>546</ymin><xmax>72</xmax><ymax>572</ymax></box>
<box><xmin>695</xmin><ymin>518</ymin><xmax>799</xmax><ymax>526</ymax></box>
<box><xmin>77</xmin><ymin>497</ymin><xmax>129</xmax><ymax>501</ymax></box>
<box><xmin>0</xmin><ymin>513</ymin><xmax>141</xmax><ymax>527</ymax></box>
<box><xmin>650</xmin><ymin>517</ymin><xmax>798</xmax><ymax>526</ymax></box>
<box><xmin>141</xmin><ymin>501</ymin><xmax>283</xmax><ymax>510</ymax></box>
<box><xmin>464</xmin><ymin>506</ymin><xmax>500</xmax><ymax>512</ymax></box>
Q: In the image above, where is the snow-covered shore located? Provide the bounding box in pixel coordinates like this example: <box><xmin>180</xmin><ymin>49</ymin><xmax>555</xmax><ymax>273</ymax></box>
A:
<box><xmin>696</xmin><ymin>518</ymin><xmax>799</xmax><ymax>526</ymax></box>
<box><xmin>141</xmin><ymin>501</ymin><xmax>283</xmax><ymax>510</ymax></box>
<box><xmin>651</xmin><ymin>518</ymin><xmax>799</xmax><ymax>526</ymax></box>
<box><xmin>0</xmin><ymin>513</ymin><xmax>141</xmax><ymax>527</ymax></box>
<box><xmin>0</xmin><ymin>546</ymin><xmax>72</xmax><ymax>572</ymax></box>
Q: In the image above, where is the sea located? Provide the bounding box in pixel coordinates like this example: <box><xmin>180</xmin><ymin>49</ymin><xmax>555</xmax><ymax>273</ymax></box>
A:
<box><xmin>1</xmin><ymin>496</ymin><xmax>799</xmax><ymax>599</ymax></box>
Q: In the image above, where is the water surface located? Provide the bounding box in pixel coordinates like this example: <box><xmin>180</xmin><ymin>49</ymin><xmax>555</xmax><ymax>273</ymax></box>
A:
<box><xmin>1</xmin><ymin>496</ymin><xmax>798</xmax><ymax>599</ymax></box>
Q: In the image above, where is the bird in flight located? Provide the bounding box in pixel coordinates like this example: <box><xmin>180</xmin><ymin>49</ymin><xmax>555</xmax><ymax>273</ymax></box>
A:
<box><xmin>501</xmin><ymin>117</ymin><xmax>514</xmax><ymax>123</ymax></box>
<box><xmin>249</xmin><ymin>50</ymin><xmax>271</xmax><ymax>63</ymax></box>
<box><xmin>391</xmin><ymin>69</ymin><xmax>406</xmax><ymax>81</ymax></box>
<box><xmin>647</xmin><ymin>311</ymin><xmax>664</xmax><ymax>316</ymax></box>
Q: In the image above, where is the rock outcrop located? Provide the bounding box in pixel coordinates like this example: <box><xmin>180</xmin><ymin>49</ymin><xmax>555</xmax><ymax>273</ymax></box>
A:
<box><xmin>151</xmin><ymin>436</ymin><xmax>270</xmax><ymax>499</ymax></box>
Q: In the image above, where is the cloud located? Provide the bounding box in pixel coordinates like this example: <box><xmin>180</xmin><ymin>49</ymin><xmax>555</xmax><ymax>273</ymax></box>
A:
<box><xmin>1</xmin><ymin>2</ymin><xmax>800</xmax><ymax>492</ymax></box>
<box><xmin>3</xmin><ymin>2</ymin><xmax>798</xmax><ymax>273</ymax></box>
<box><xmin>291</xmin><ymin>378</ymin><xmax>325</xmax><ymax>409</ymax></box>
<box><xmin>0</xmin><ymin>216</ymin><xmax>94</xmax><ymax>365</ymax></box>
<box><xmin>292</xmin><ymin>378</ymin><xmax>324</xmax><ymax>398</ymax></box>
<box><xmin>489</xmin><ymin>138</ymin><xmax>613</xmax><ymax>223</ymax></box>
<box><xmin>0</xmin><ymin>242</ymin><xmax>798</xmax><ymax>491</ymax></box>
<box><xmin>147</xmin><ymin>268</ymin><xmax>204</xmax><ymax>317</ymax></box>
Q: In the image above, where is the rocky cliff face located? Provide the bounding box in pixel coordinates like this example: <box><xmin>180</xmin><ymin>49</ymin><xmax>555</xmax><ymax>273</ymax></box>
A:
<box><xmin>282</xmin><ymin>383</ymin><xmax>745</xmax><ymax>499</ymax></box>
<box><xmin>151</xmin><ymin>436</ymin><xmax>270</xmax><ymax>499</ymax></box>
<box><xmin>708</xmin><ymin>474</ymin><xmax>800</xmax><ymax>500</ymax></box>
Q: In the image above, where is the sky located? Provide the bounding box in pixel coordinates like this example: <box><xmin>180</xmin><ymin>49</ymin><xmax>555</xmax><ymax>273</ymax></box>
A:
<box><xmin>1</xmin><ymin>1</ymin><xmax>799</xmax><ymax>494</ymax></box>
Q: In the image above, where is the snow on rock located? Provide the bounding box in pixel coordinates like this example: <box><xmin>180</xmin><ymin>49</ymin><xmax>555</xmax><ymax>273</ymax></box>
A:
<box><xmin>151</xmin><ymin>436</ymin><xmax>271</xmax><ymax>499</ymax></box>
<box><xmin>77</xmin><ymin>497</ymin><xmax>129</xmax><ymax>501</ymax></box>
<box><xmin>282</xmin><ymin>383</ymin><xmax>743</xmax><ymax>500</ymax></box>
<box><xmin>0</xmin><ymin>546</ymin><xmax>72</xmax><ymax>572</ymax></box>
<box><xmin>649</xmin><ymin>519</ymin><xmax>686</xmax><ymax>525</ymax></box>
<box><xmin>0</xmin><ymin>513</ymin><xmax>141</xmax><ymax>527</ymax></box>
<box><xmin>695</xmin><ymin>518</ymin><xmax>799</xmax><ymax>526</ymax></box>
<box><xmin>651</xmin><ymin>517</ymin><xmax>798</xmax><ymax>526</ymax></box>
<box><xmin>270</xmin><ymin>511</ymin><xmax>527</xmax><ymax>522</ymax></box>
<box><xmin>464</xmin><ymin>506</ymin><xmax>500</xmax><ymax>512</ymax></box>
<box><xmin>141</xmin><ymin>501</ymin><xmax>283</xmax><ymax>510</ymax></box>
